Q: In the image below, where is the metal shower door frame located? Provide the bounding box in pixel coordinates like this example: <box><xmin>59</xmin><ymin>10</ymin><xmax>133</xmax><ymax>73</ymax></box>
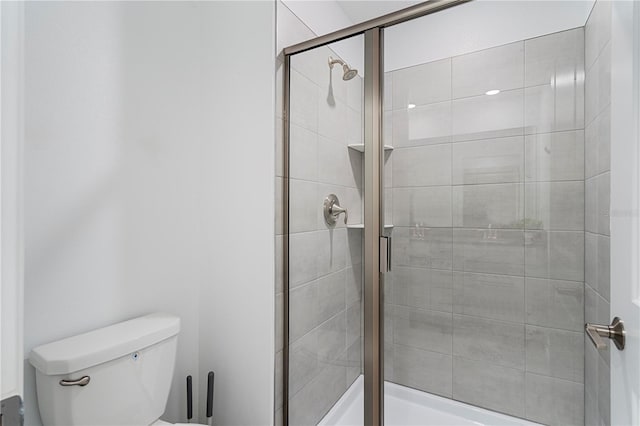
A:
<box><xmin>281</xmin><ymin>2</ymin><xmax>470</xmax><ymax>424</ymax></box>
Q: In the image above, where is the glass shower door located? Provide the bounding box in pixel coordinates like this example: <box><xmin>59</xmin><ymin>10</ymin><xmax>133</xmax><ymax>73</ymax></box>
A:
<box><xmin>382</xmin><ymin>8</ymin><xmax>587</xmax><ymax>426</ymax></box>
<box><xmin>285</xmin><ymin>34</ymin><xmax>365</xmax><ymax>426</ymax></box>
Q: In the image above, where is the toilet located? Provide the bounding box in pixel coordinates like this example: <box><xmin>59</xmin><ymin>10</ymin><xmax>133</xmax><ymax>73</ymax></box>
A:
<box><xmin>29</xmin><ymin>313</ymin><xmax>205</xmax><ymax>426</ymax></box>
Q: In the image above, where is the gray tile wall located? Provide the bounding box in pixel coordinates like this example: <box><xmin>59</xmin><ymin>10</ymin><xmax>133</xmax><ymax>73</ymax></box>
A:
<box><xmin>276</xmin><ymin>5</ymin><xmax>364</xmax><ymax>423</ymax></box>
<box><xmin>584</xmin><ymin>2</ymin><xmax>612</xmax><ymax>425</ymax></box>
<box><xmin>384</xmin><ymin>28</ymin><xmax>586</xmax><ymax>425</ymax></box>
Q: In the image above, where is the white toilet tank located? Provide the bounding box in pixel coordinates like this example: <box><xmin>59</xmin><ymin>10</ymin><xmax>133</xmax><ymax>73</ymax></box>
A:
<box><xmin>29</xmin><ymin>313</ymin><xmax>180</xmax><ymax>426</ymax></box>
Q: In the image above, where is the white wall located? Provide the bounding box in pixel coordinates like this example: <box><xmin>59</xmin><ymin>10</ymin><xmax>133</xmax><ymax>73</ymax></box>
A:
<box><xmin>197</xmin><ymin>2</ymin><xmax>275</xmax><ymax>425</ymax></box>
<box><xmin>1</xmin><ymin>0</ymin><xmax>25</xmax><ymax>402</ymax></box>
<box><xmin>282</xmin><ymin>0</ymin><xmax>593</xmax><ymax>72</ymax></box>
<box><xmin>22</xmin><ymin>2</ymin><xmax>274</xmax><ymax>425</ymax></box>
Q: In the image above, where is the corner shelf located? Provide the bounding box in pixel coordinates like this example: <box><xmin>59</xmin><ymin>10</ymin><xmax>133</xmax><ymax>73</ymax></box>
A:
<box><xmin>347</xmin><ymin>144</ymin><xmax>394</xmax><ymax>153</ymax></box>
<box><xmin>347</xmin><ymin>224</ymin><xmax>394</xmax><ymax>230</ymax></box>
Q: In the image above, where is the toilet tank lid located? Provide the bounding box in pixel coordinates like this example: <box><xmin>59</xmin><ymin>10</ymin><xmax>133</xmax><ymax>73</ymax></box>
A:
<box><xmin>29</xmin><ymin>313</ymin><xmax>180</xmax><ymax>375</ymax></box>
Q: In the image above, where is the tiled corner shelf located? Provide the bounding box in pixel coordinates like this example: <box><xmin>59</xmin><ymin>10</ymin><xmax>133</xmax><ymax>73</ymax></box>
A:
<box><xmin>347</xmin><ymin>224</ymin><xmax>394</xmax><ymax>230</ymax></box>
<box><xmin>347</xmin><ymin>144</ymin><xmax>394</xmax><ymax>153</ymax></box>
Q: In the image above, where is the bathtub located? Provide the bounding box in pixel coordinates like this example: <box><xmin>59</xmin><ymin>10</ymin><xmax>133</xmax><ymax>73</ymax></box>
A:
<box><xmin>319</xmin><ymin>375</ymin><xmax>541</xmax><ymax>426</ymax></box>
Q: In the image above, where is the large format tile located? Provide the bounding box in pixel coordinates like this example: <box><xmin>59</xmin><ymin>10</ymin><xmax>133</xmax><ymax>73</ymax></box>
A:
<box><xmin>524</xmin><ymin>181</ymin><xmax>584</xmax><ymax>231</ymax></box>
<box><xmin>392</xmin><ymin>144</ymin><xmax>452</xmax><ymax>187</ymax></box>
<box><xmin>524</xmin><ymin>131</ymin><xmax>584</xmax><ymax>182</ymax></box>
<box><xmin>584</xmin><ymin>333</ymin><xmax>610</xmax><ymax>426</ymax></box>
<box><xmin>525</xmin><ymin>28</ymin><xmax>584</xmax><ymax>88</ymax></box>
<box><xmin>346</xmin><ymin>302</ymin><xmax>361</xmax><ymax>348</ymax></box>
<box><xmin>289</xmin><ymin>329</ymin><xmax>319</xmax><ymax>397</ymax></box>
<box><xmin>393</xmin><ymin>344</ymin><xmax>453</xmax><ymax>397</ymax></box>
<box><xmin>452</xmin><ymin>42</ymin><xmax>524</xmax><ymax>99</ymax></box>
<box><xmin>524</xmin><ymin>231</ymin><xmax>584</xmax><ymax>282</ymax></box>
<box><xmin>585</xmin><ymin>107</ymin><xmax>610</xmax><ymax>179</ymax></box>
<box><xmin>585</xmin><ymin>42</ymin><xmax>611</xmax><ymax>126</ymax></box>
<box><xmin>585</xmin><ymin>173</ymin><xmax>609</xmax><ymax>236</ymax></box>
<box><xmin>453</xmin><ymin>183</ymin><xmax>524</xmax><ymax>229</ymax></box>
<box><xmin>525</xmin><ymin>277</ymin><xmax>583</xmax><ymax>331</ymax></box>
<box><xmin>393</xmin><ymin>305</ymin><xmax>453</xmax><ymax>355</ymax></box>
<box><xmin>347</xmin><ymin>105</ymin><xmax>363</xmax><ymax>145</ymax></box>
<box><xmin>392</xmin><ymin>227</ymin><xmax>453</xmax><ymax>270</ymax></box>
<box><xmin>316</xmin><ymin>228</ymin><xmax>347</xmax><ymax>277</ymax></box>
<box><xmin>524</xmin><ymin>79</ymin><xmax>584</xmax><ymax>134</ymax></box>
<box><xmin>452</xmin><ymin>89</ymin><xmax>524</xmax><ymax>142</ymax></box>
<box><xmin>346</xmin><ymin>339</ymin><xmax>361</xmax><ymax>385</ymax></box>
<box><xmin>289</xmin><ymin>231</ymin><xmax>321</xmax><ymax>287</ymax></box>
<box><xmin>392</xmin><ymin>101</ymin><xmax>452</xmax><ymax>147</ymax></box>
<box><xmin>317</xmin><ymin>269</ymin><xmax>346</xmax><ymax>324</ymax></box>
<box><xmin>318</xmin><ymin>136</ymin><xmax>359</xmax><ymax>187</ymax></box>
<box><xmin>392</xmin><ymin>58</ymin><xmax>452</xmax><ymax>109</ymax></box>
<box><xmin>453</xmin><ymin>272</ymin><xmax>525</xmax><ymax>323</ymax></box>
<box><xmin>453</xmin><ymin>357</ymin><xmax>525</xmax><ymax>417</ymax></box>
<box><xmin>392</xmin><ymin>186</ymin><xmax>452</xmax><ymax>227</ymax></box>
<box><xmin>289</xmin><ymin>281</ymin><xmax>318</xmax><ymax>342</ymax></box>
<box><xmin>392</xmin><ymin>267</ymin><xmax>453</xmax><ymax>313</ymax></box>
<box><xmin>289</xmin><ymin>362</ymin><xmax>346</xmax><ymax>426</ymax></box>
<box><xmin>345</xmin><ymin>264</ymin><xmax>362</xmax><ymax>306</ymax></box>
<box><xmin>525</xmin><ymin>373</ymin><xmax>584</xmax><ymax>426</ymax></box>
<box><xmin>290</xmin><ymin>45</ymin><xmax>330</xmax><ymax>90</ymax></box>
<box><xmin>525</xmin><ymin>325</ymin><xmax>584</xmax><ymax>383</ymax></box>
<box><xmin>585</xmin><ymin>0</ymin><xmax>612</xmax><ymax>69</ymax></box>
<box><xmin>316</xmin><ymin>312</ymin><xmax>346</xmax><ymax>369</ymax></box>
<box><xmin>290</xmin><ymin>123</ymin><xmax>318</xmax><ymax>181</ymax></box>
<box><xmin>453</xmin><ymin>314</ymin><xmax>525</xmax><ymax>369</ymax></box>
<box><xmin>290</xmin><ymin>69</ymin><xmax>318</xmax><ymax>133</ymax></box>
<box><xmin>318</xmin><ymin>92</ymin><xmax>348</xmax><ymax>143</ymax></box>
<box><xmin>452</xmin><ymin>229</ymin><xmax>525</xmax><ymax>276</ymax></box>
<box><xmin>346</xmin><ymin>76</ymin><xmax>363</xmax><ymax>112</ymax></box>
<box><xmin>452</xmin><ymin>136</ymin><xmax>524</xmax><ymax>185</ymax></box>
<box><xmin>289</xmin><ymin>179</ymin><xmax>318</xmax><ymax>233</ymax></box>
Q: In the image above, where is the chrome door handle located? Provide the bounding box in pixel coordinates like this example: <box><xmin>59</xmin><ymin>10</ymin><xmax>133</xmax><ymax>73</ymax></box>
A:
<box><xmin>585</xmin><ymin>317</ymin><xmax>625</xmax><ymax>350</ymax></box>
<box><xmin>59</xmin><ymin>376</ymin><xmax>90</xmax><ymax>386</ymax></box>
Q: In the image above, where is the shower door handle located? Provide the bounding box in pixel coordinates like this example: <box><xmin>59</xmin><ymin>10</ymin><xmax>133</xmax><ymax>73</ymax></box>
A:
<box><xmin>585</xmin><ymin>317</ymin><xmax>625</xmax><ymax>350</ymax></box>
<box><xmin>380</xmin><ymin>236</ymin><xmax>391</xmax><ymax>273</ymax></box>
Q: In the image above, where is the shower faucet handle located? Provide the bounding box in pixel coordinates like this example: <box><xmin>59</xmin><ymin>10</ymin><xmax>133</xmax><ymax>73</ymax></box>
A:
<box><xmin>323</xmin><ymin>194</ymin><xmax>348</xmax><ymax>226</ymax></box>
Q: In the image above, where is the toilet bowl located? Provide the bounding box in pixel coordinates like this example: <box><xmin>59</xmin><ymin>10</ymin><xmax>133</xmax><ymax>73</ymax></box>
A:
<box><xmin>29</xmin><ymin>313</ymin><xmax>206</xmax><ymax>426</ymax></box>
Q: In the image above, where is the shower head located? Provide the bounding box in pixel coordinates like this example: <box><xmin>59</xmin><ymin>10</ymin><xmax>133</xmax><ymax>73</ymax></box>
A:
<box><xmin>328</xmin><ymin>56</ymin><xmax>358</xmax><ymax>81</ymax></box>
<box><xmin>343</xmin><ymin>68</ymin><xmax>358</xmax><ymax>81</ymax></box>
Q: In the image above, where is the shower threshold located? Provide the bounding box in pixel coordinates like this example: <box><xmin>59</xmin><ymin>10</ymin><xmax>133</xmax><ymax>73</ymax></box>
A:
<box><xmin>318</xmin><ymin>375</ymin><xmax>541</xmax><ymax>426</ymax></box>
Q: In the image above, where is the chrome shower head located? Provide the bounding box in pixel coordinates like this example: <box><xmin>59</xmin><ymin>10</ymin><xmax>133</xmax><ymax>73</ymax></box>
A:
<box><xmin>328</xmin><ymin>56</ymin><xmax>358</xmax><ymax>81</ymax></box>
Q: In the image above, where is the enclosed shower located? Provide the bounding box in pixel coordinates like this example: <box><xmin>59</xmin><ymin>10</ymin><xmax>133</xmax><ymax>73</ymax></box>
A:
<box><xmin>277</xmin><ymin>0</ymin><xmax>621</xmax><ymax>425</ymax></box>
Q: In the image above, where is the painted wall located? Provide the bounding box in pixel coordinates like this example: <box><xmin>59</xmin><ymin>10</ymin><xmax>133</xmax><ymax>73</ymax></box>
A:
<box><xmin>22</xmin><ymin>2</ymin><xmax>274</xmax><ymax>425</ymax></box>
<box><xmin>197</xmin><ymin>2</ymin><xmax>275</xmax><ymax>425</ymax></box>
<box><xmin>583</xmin><ymin>1</ymin><xmax>612</xmax><ymax>425</ymax></box>
<box><xmin>284</xmin><ymin>0</ymin><xmax>593</xmax><ymax>72</ymax></box>
<box><xmin>1</xmin><ymin>0</ymin><xmax>25</xmax><ymax>402</ymax></box>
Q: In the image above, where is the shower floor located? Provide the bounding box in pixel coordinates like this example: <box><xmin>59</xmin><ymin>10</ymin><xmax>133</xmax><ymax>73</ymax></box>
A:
<box><xmin>318</xmin><ymin>375</ymin><xmax>541</xmax><ymax>426</ymax></box>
